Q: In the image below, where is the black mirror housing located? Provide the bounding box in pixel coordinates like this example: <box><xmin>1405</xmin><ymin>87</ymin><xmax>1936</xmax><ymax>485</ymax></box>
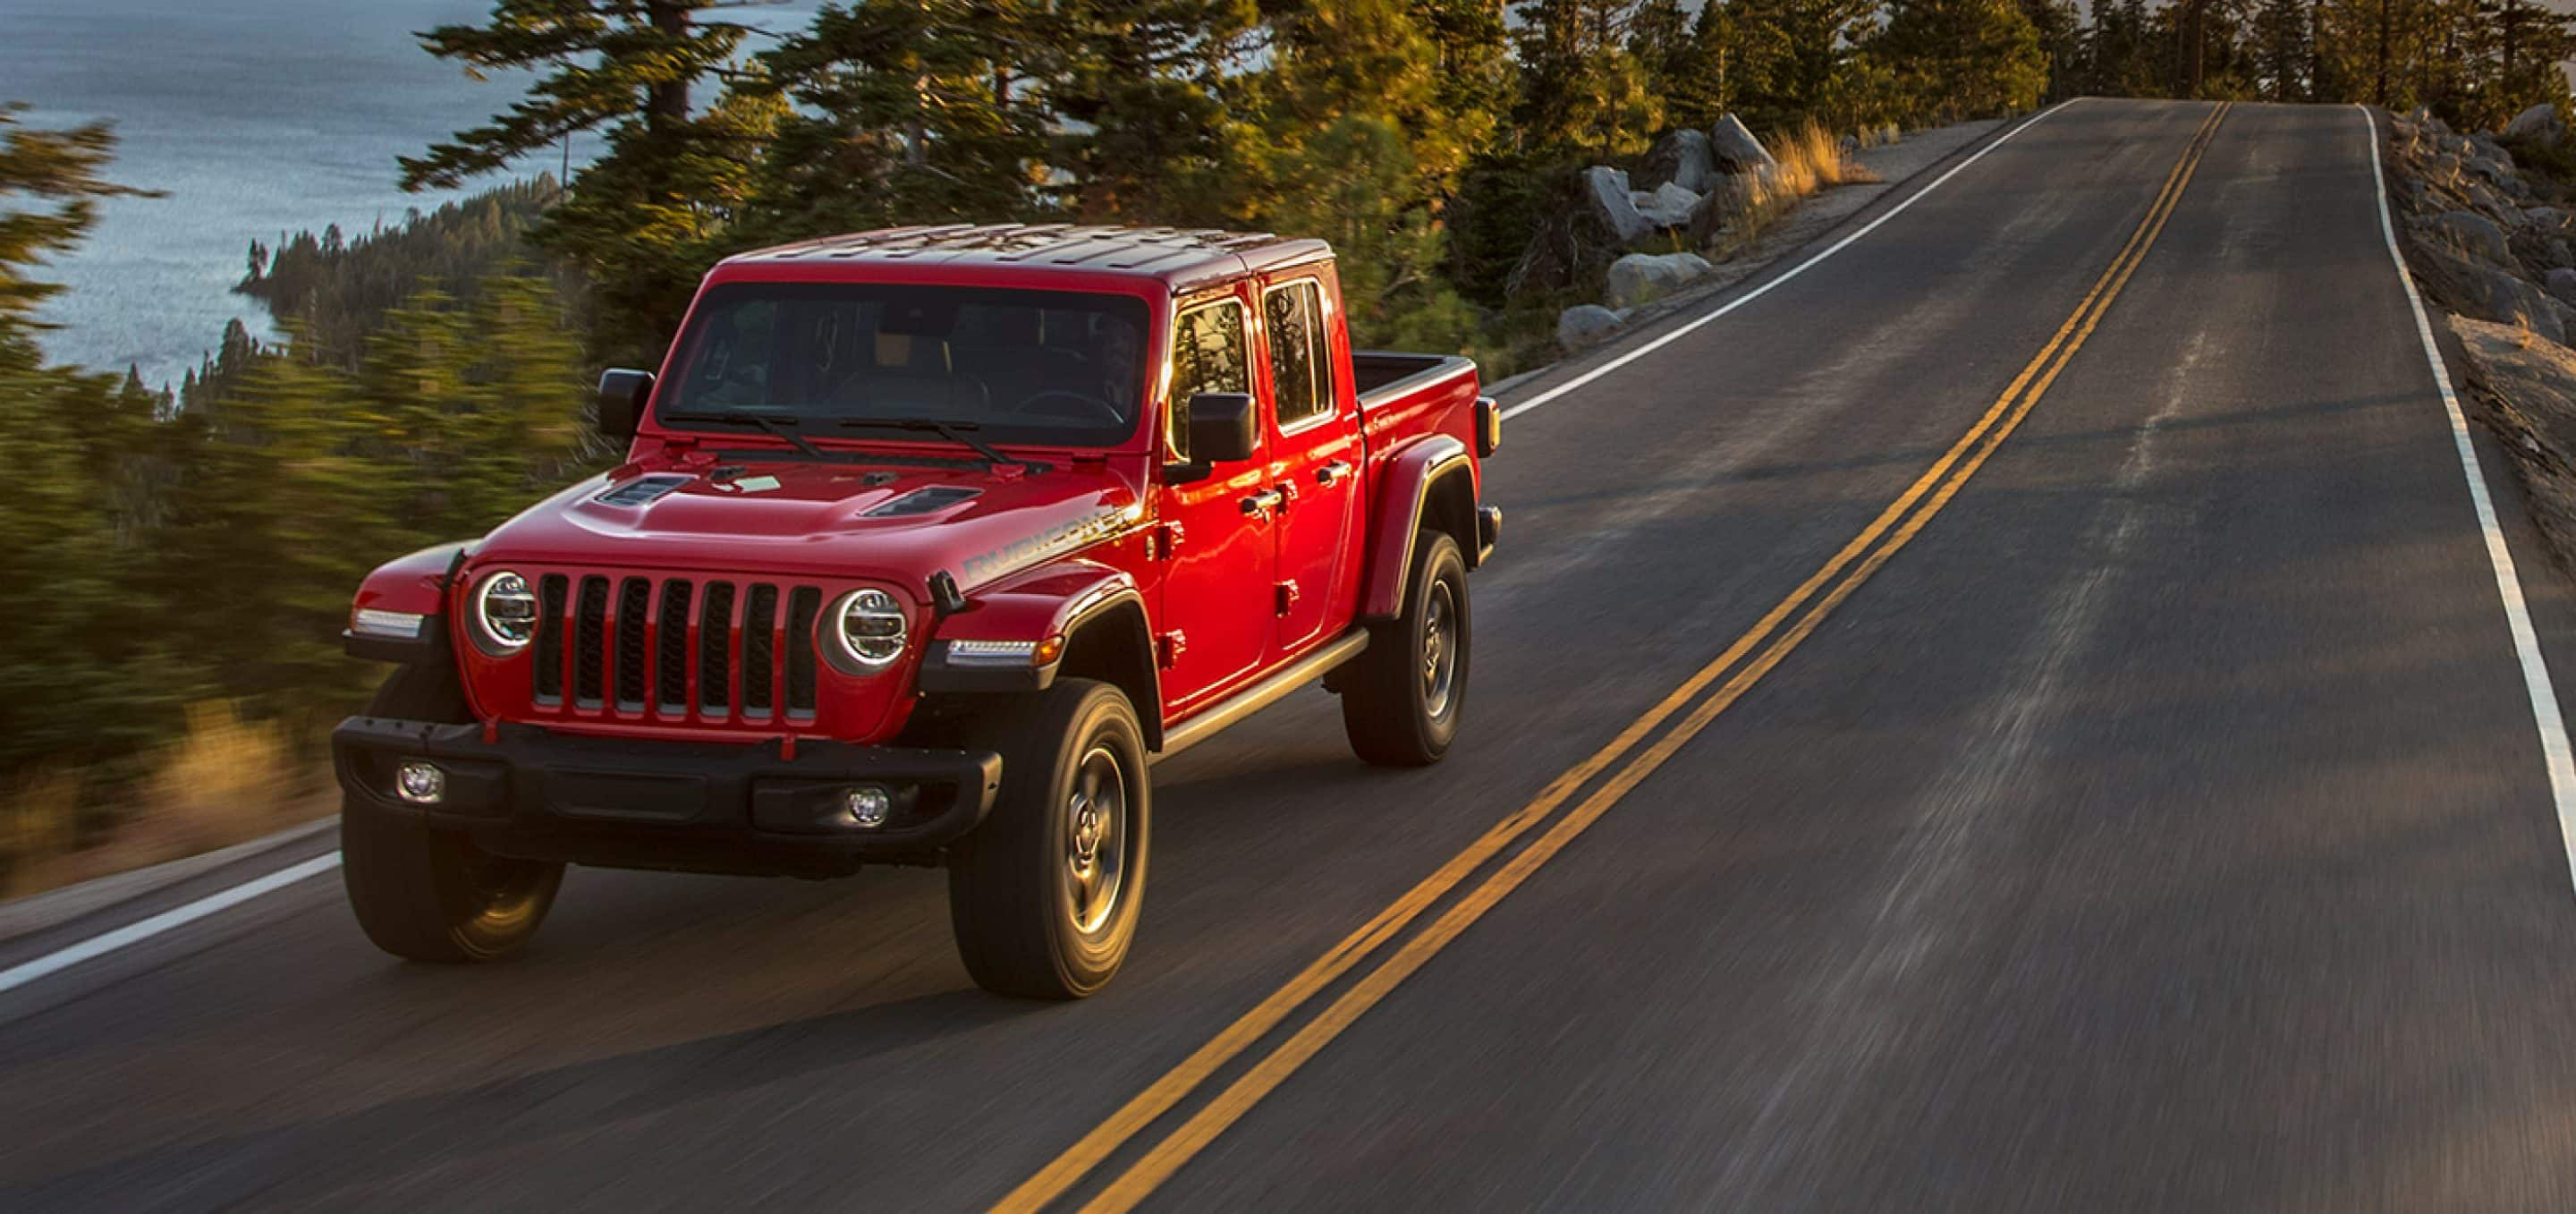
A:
<box><xmin>597</xmin><ymin>369</ymin><xmax>654</xmax><ymax>442</ymax></box>
<box><xmin>1185</xmin><ymin>392</ymin><xmax>1258</xmax><ymax>464</ymax></box>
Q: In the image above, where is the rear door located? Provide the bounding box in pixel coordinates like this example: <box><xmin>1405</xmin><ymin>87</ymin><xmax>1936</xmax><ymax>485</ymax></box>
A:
<box><xmin>1153</xmin><ymin>290</ymin><xmax>1275</xmax><ymax>715</ymax></box>
<box><xmin>1260</xmin><ymin>270</ymin><xmax>1365</xmax><ymax>655</ymax></box>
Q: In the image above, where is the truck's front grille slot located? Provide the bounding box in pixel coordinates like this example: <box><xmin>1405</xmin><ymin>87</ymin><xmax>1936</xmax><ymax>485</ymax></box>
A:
<box><xmin>699</xmin><ymin>582</ymin><xmax>735</xmax><ymax>715</ymax></box>
<box><xmin>656</xmin><ymin>580</ymin><xmax>693</xmax><ymax>710</ymax></box>
<box><xmin>742</xmin><ymin>584</ymin><xmax>778</xmax><ymax>717</ymax></box>
<box><xmin>533</xmin><ymin>574</ymin><xmax>568</xmax><ymax>703</ymax></box>
<box><xmin>614</xmin><ymin>578</ymin><xmax>651</xmax><ymax>709</ymax></box>
<box><xmin>519</xmin><ymin>571</ymin><xmax>833</xmax><ymax>730</ymax></box>
<box><xmin>574</xmin><ymin>576</ymin><xmax>609</xmax><ymax>705</ymax></box>
<box><xmin>785</xmin><ymin>586</ymin><xmax>822</xmax><ymax>717</ymax></box>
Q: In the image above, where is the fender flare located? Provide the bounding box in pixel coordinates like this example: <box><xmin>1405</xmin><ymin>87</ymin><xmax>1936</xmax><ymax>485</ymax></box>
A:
<box><xmin>1359</xmin><ymin>435</ymin><xmax>1478</xmax><ymax>621</ymax></box>
<box><xmin>919</xmin><ymin>561</ymin><xmax>1163</xmax><ymax>743</ymax></box>
<box><xmin>345</xmin><ymin>540</ymin><xmax>473</xmax><ymax>664</ymax></box>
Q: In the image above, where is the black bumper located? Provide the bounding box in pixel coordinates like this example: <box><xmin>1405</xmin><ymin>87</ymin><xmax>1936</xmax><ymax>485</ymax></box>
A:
<box><xmin>333</xmin><ymin>717</ymin><xmax>1003</xmax><ymax>878</ymax></box>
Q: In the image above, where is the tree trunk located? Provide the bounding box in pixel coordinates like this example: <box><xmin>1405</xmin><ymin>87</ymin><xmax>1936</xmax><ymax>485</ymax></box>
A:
<box><xmin>648</xmin><ymin>1</ymin><xmax>692</xmax><ymax>130</ymax></box>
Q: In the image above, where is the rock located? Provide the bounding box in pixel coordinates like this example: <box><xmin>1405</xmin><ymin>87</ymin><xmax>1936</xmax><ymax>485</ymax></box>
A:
<box><xmin>1556</xmin><ymin>303</ymin><xmax>1627</xmax><ymax>349</ymax></box>
<box><xmin>2523</xmin><ymin>206</ymin><xmax>2571</xmax><ymax>233</ymax></box>
<box><xmin>1604</xmin><ymin>250</ymin><xmax>1713</xmax><ymax>310</ymax></box>
<box><xmin>1685</xmin><ymin>175</ymin><xmax>1758</xmax><ymax>248</ymax></box>
<box><xmin>1708</xmin><ymin>114</ymin><xmax>1778</xmax><ymax>174</ymax></box>
<box><xmin>2506</xmin><ymin>103</ymin><xmax>2566</xmax><ymax>147</ymax></box>
<box><xmin>2412</xmin><ymin>238</ymin><xmax>2561</xmax><ymax>341</ymax></box>
<box><xmin>1636</xmin><ymin>129</ymin><xmax>1716</xmax><ymax>193</ymax></box>
<box><xmin>2512</xmin><ymin>231</ymin><xmax>2574</xmax><ymax>273</ymax></box>
<box><xmin>1580</xmin><ymin>166</ymin><xmax>1657</xmax><ymax>246</ymax></box>
<box><xmin>2547</xmin><ymin>267</ymin><xmax>2576</xmax><ymax>306</ymax></box>
<box><xmin>2427</xmin><ymin>209</ymin><xmax>2515</xmax><ymax>266</ymax></box>
<box><xmin>1631</xmin><ymin>181</ymin><xmax>1701</xmax><ymax>228</ymax></box>
<box><xmin>2472</xmin><ymin>134</ymin><xmax>2518</xmax><ymax>174</ymax></box>
<box><xmin>2470</xmin><ymin>181</ymin><xmax>2521</xmax><ymax>223</ymax></box>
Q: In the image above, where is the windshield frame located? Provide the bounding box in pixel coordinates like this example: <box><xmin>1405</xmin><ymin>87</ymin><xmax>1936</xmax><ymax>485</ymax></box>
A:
<box><xmin>648</xmin><ymin>279</ymin><xmax>1162</xmax><ymax>454</ymax></box>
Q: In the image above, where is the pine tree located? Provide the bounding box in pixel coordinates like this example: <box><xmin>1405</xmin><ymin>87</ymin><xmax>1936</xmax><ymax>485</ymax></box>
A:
<box><xmin>745</xmin><ymin>0</ymin><xmax>1055</xmax><ymax>239</ymax></box>
<box><xmin>1727</xmin><ymin>0</ymin><xmax>1885</xmax><ymax>131</ymax></box>
<box><xmin>1048</xmin><ymin>0</ymin><xmax>1259</xmax><ymax>222</ymax></box>
<box><xmin>2253</xmin><ymin>0</ymin><xmax>2316</xmax><ymax>98</ymax></box>
<box><xmin>402</xmin><ymin>2</ymin><xmax>780</xmax><ymax>364</ymax></box>
<box><xmin>1513</xmin><ymin>0</ymin><xmax>1663</xmax><ymax>163</ymax></box>
<box><xmin>1873</xmin><ymin>0</ymin><xmax>2050</xmax><ymax>119</ymax></box>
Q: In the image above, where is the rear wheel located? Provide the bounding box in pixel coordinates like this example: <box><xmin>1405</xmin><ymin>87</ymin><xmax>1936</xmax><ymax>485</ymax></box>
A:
<box><xmin>947</xmin><ymin>679</ymin><xmax>1150</xmax><ymax>998</ymax></box>
<box><xmin>1342</xmin><ymin>528</ymin><xmax>1470</xmax><ymax>767</ymax></box>
<box><xmin>341</xmin><ymin>665</ymin><xmax>564</xmax><ymax>963</ymax></box>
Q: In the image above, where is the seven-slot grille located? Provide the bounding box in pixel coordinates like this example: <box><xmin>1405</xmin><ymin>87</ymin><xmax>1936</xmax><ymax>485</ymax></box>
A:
<box><xmin>530</xmin><ymin>573</ymin><xmax>826</xmax><ymax>723</ymax></box>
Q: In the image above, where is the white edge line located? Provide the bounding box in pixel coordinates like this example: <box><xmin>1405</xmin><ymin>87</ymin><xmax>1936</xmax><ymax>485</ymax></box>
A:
<box><xmin>0</xmin><ymin>852</ymin><xmax>342</xmax><ymax>997</ymax></box>
<box><xmin>2360</xmin><ymin>103</ymin><xmax>2576</xmax><ymax>890</ymax></box>
<box><xmin>1500</xmin><ymin>98</ymin><xmax>2080</xmax><ymax>422</ymax></box>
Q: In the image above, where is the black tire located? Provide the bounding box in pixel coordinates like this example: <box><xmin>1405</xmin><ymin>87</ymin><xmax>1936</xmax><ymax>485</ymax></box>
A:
<box><xmin>946</xmin><ymin>678</ymin><xmax>1150</xmax><ymax>998</ymax></box>
<box><xmin>1342</xmin><ymin>528</ymin><xmax>1470</xmax><ymax>768</ymax></box>
<box><xmin>341</xmin><ymin>665</ymin><xmax>564</xmax><ymax>963</ymax></box>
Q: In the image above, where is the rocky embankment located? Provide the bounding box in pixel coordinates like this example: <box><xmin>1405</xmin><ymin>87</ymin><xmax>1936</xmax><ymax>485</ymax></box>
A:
<box><xmin>2388</xmin><ymin>104</ymin><xmax>2576</xmax><ymax>567</ymax></box>
<box><xmin>1529</xmin><ymin>115</ymin><xmax>1892</xmax><ymax>352</ymax></box>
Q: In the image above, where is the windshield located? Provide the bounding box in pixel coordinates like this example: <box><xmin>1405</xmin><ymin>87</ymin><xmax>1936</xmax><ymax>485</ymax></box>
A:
<box><xmin>662</xmin><ymin>283</ymin><xmax>1153</xmax><ymax>447</ymax></box>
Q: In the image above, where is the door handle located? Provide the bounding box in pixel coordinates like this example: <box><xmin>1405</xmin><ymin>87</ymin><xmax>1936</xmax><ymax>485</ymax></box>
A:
<box><xmin>1316</xmin><ymin>460</ymin><xmax>1355</xmax><ymax>487</ymax></box>
<box><xmin>1241</xmin><ymin>488</ymin><xmax>1285</xmax><ymax>517</ymax></box>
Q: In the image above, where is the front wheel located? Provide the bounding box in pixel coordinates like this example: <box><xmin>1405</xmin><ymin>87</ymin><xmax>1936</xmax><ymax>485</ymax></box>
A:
<box><xmin>947</xmin><ymin>679</ymin><xmax>1151</xmax><ymax>998</ymax></box>
<box><xmin>341</xmin><ymin>665</ymin><xmax>564</xmax><ymax>963</ymax></box>
<box><xmin>1342</xmin><ymin>528</ymin><xmax>1471</xmax><ymax>767</ymax></box>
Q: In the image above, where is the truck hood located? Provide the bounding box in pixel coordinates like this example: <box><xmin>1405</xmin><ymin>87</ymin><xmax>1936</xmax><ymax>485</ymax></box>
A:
<box><xmin>472</xmin><ymin>453</ymin><xmax>1147</xmax><ymax>594</ymax></box>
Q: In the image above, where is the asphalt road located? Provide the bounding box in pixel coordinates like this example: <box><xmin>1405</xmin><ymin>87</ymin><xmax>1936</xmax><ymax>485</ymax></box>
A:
<box><xmin>10</xmin><ymin>98</ymin><xmax>2576</xmax><ymax>1211</ymax></box>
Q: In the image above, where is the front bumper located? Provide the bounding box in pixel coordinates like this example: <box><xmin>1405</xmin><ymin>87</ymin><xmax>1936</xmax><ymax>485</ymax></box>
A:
<box><xmin>333</xmin><ymin>716</ymin><xmax>1003</xmax><ymax>878</ymax></box>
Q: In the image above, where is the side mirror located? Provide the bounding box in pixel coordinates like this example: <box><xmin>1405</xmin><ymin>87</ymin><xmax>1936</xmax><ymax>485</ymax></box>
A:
<box><xmin>1185</xmin><ymin>392</ymin><xmax>1258</xmax><ymax>464</ymax></box>
<box><xmin>597</xmin><ymin>369</ymin><xmax>654</xmax><ymax>441</ymax></box>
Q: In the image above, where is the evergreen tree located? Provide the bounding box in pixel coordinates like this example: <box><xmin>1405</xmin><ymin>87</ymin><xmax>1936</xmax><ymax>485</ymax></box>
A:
<box><xmin>1049</xmin><ymin>0</ymin><xmax>1259</xmax><ymax>222</ymax></box>
<box><xmin>744</xmin><ymin>1</ymin><xmax>1054</xmax><ymax>240</ymax></box>
<box><xmin>1872</xmin><ymin>0</ymin><xmax>2050</xmax><ymax>120</ymax></box>
<box><xmin>2254</xmin><ymin>0</ymin><xmax>2316</xmax><ymax>98</ymax></box>
<box><xmin>402</xmin><ymin>2</ymin><xmax>782</xmax><ymax>365</ymax></box>
<box><xmin>2020</xmin><ymin>0</ymin><xmax>2085</xmax><ymax>101</ymax></box>
<box><xmin>1727</xmin><ymin>0</ymin><xmax>1885</xmax><ymax>131</ymax></box>
<box><xmin>1513</xmin><ymin>0</ymin><xmax>1663</xmax><ymax>163</ymax></box>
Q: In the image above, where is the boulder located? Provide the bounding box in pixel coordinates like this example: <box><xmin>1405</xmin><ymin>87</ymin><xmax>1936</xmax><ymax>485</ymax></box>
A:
<box><xmin>1580</xmin><ymin>166</ymin><xmax>1657</xmax><ymax>246</ymax></box>
<box><xmin>2547</xmin><ymin>267</ymin><xmax>2576</xmax><ymax>307</ymax></box>
<box><xmin>1631</xmin><ymin>181</ymin><xmax>1702</xmax><ymax>228</ymax></box>
<box><xmin>2411</xmin><ymin>238</ymin><xmax>2562</xmax><ymax>341</ymax></box>
<box><xmin>2523</xmin><ymin>206</ymin><xmax>2572</xmax><ymax>233</ymax></box>
<box><xmin>2471</xmin><ymin>134</ymin><xmax>2519</xmax><ymax>174</ymax></box>
<box><xmin>1636</xmin><ymin>129</ymin><xmax>1717</xmax><ymax>193</ymax></box>
<box><xmin>2505</xmin><ymin>103</ymin><xmax>2567</xmax><ymax>147</ymax></box>
<box><xmin>1604</xmin><ymin>250</ymin><xmax>1713</xmax><ymax>310</ymax></box>
<box><xmin>2427</xmin><ymin>209</ymin><xmax>2514</xmax><ymax>266</ymax></box>
<box><xmin>2470</xmin><ymin>180</ymin><xmax>2521</xmax><ymax>223</ymax></box>
<box><xmin>1686</xmin><ymin>175</ymin><xmax>1758</xmax><ymax>248</ymax></box>
<box><xmin>1556</xmin><ymin>303</ymin><xmax>1628</xmax><ymax>349</ymax></box>
<box><xmin>1709</xmin><ymin>114</ymin><xmax>1778</xmax><ymax>174</ymax></box>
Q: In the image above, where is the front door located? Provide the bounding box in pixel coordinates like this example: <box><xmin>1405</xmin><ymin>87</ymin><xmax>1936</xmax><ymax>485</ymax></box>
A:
<box><xmin>1260</xmin><ymin>273</ymin><xmax>1363</xmax><ymax>656</ymax></box>
<box><xmin>1154</xmin><ymin>291</ymin><xmax>1274</xmax><ymax>716</ymax></box>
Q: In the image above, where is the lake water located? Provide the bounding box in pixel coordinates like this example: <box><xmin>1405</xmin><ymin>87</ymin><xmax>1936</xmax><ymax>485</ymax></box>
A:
<box><xmin>4</xmin><ymin>0</ymin><xmax>814</xmax><ymax>388</ymax></box>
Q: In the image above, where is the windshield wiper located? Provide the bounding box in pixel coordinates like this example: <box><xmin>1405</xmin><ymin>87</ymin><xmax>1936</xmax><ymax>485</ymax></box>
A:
<box><xmin>661</xmin><ymin>410</ymin><xmax>825</xmax><ymax>460</ymax></box>
<box><xmin>836</xmin><ymin>419</ymin><xmax>1044</xmax><ymax>472</ymax></box>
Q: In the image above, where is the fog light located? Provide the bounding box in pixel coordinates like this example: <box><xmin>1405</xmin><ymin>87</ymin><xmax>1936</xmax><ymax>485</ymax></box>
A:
<box><xmin>844</xmin><ymin>785</ymin><xmax>892</xmax><ymax>828</ymax></box>
<box><xmin>395</xmin><ymin>760</ymin><xmax>445</xmax><ymax>805</ymax></box>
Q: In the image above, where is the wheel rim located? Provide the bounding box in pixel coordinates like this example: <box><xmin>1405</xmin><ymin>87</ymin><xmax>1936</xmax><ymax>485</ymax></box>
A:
<box><xmin>1062</xmin><ymin>743</ymin><xmax>1129</xmax><ymax>936</ymax></box>
<box><xmin>1420</xmin><ymin>580</ymin><xmax>1459</xmax><ymax>720</ymax></box>
<box><xmin>455</xmin><ymin>845</ymin><xmax>547</xmax><ymax>922</ymax></box>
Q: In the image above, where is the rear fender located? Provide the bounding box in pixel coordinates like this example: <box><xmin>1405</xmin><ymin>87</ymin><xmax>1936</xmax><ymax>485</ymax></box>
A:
<box><xmin>345</xmin><ymin>541</ymin><xmax>472</xmax><ymax>664</ymax></box>
<box><xmin>1359</xmin><ymin>435</ymin><xmax>1478</xmax><ymax>621</ymax></box>
<box><xmin>920</xmin><ymin>560</ymin><xmax>1164</xmax><ymax>747</ymax></box>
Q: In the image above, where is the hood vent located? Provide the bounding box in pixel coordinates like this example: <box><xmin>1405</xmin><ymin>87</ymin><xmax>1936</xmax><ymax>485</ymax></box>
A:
<box><xmin>595</xmin><ymin>475</ymin><xmax>691</xmax><ymax>507</ymax></box>
<box><xmin>863</xmin><ymin>486</ymin><xmax>981</xmax><ymax>517</ymax></box>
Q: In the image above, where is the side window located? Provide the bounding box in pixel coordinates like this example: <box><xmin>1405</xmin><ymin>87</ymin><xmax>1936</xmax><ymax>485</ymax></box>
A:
<box><xmin>1167</xmin><ymin>298</ymin><xmax>1248</xmax><ymax>459</ymax></box>
<box><xmin>1264</xmin><ymin>281</ymin><xmax>1332</xmax><ymax>427</ymax></box>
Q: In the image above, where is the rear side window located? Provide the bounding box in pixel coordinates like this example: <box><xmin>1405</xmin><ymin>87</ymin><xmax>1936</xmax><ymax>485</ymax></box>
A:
<box><xmin>1265</xmin><ymin>280</ymin><xmax>1333</xmax><ymax>427</ymax></box>
<box><xmin>1167</xmin><ymin>298</ymin><xmax>1248</xmax><ymax>459</ymax></box>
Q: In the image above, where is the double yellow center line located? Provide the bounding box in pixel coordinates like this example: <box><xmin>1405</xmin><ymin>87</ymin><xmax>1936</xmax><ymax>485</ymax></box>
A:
<box><xmin>999</xmin><ymin>101</ymin><xmax>2232</xmax><ymax>1214</ymax></box>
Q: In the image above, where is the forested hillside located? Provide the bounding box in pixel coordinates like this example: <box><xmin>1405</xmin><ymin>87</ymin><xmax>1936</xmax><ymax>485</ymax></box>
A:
<box><xmin>1</xmin><ymin>0</ymin><xmax>2572</xmax><ymax>886</ymax></box>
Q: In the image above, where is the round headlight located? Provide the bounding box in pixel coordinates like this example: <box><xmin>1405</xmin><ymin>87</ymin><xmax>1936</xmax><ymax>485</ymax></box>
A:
<box><xmin>473</xmin><ymin>571</ymin><xmax>538</xmax><ymax>652</ymax></box>
<box><xmin>831</xmin><ymin>589</ymin><xmax>908</xmax><ymax>669</ymax></box>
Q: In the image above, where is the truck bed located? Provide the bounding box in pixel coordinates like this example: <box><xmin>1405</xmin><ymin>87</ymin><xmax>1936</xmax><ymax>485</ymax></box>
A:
<box><xmin>1353</xmin><ymin>352</ymin><xmax>1475</xmax><ymax>412</ymax></box>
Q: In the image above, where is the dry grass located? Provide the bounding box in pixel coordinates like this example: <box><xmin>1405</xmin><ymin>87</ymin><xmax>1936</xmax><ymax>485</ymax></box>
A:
<box><xmin>2</xmin><ymin>701</ymin><xmax>326</xmax><ymax>900</ymax></box>
<box><xmin>1705</xmin><ymin>120</ymin><xmax>1885</xmax><ymax>259</ymax></box>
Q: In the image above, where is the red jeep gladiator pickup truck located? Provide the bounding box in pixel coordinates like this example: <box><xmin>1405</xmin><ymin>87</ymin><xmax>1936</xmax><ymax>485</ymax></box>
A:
<box><xmin>333</xmin><ymin>225</ymin><xmax>1501</xmax><ymax>998</ymax></box>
